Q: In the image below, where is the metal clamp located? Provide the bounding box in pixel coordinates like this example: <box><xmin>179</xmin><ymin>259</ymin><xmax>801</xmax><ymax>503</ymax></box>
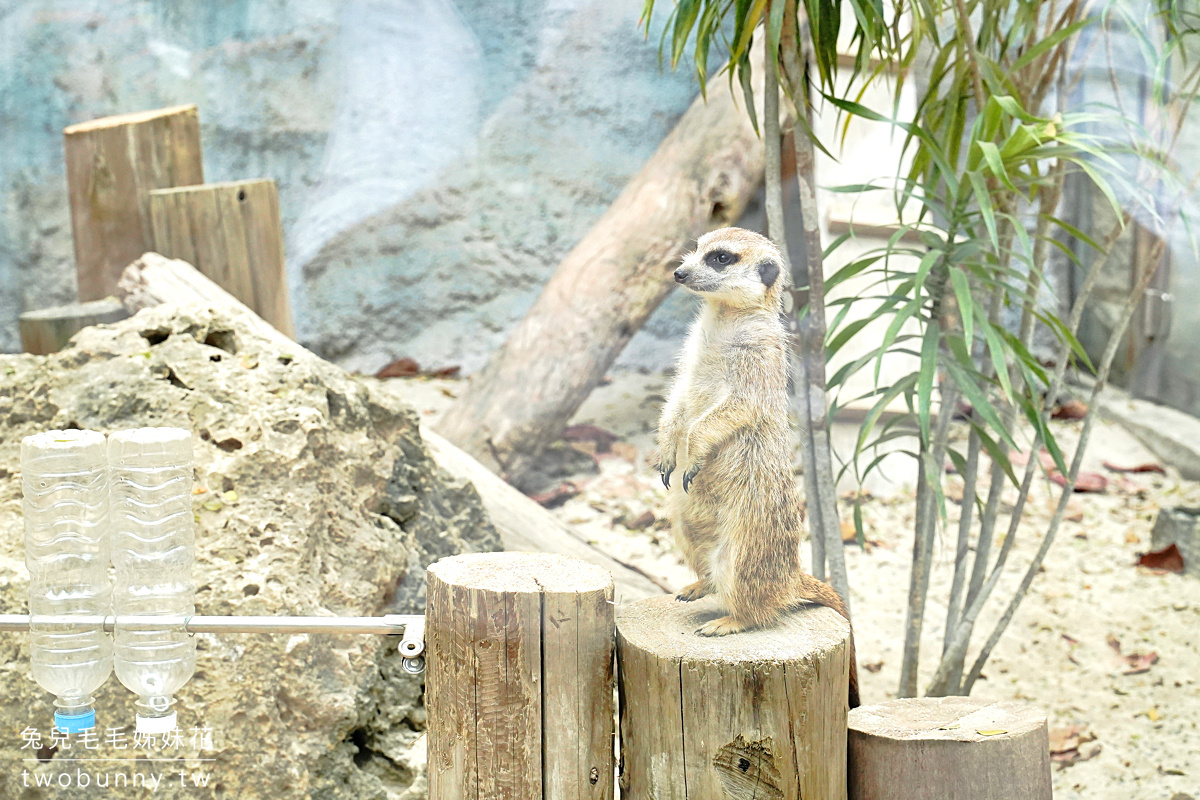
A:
<box><xmin>395</xmin><ymin>615</ymin><xmax>425</xmax><ymax>674</ymax></box>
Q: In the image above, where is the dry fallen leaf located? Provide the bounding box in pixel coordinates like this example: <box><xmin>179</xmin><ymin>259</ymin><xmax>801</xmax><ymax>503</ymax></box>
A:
<box><xmin>1052</xmin><ymin>399</ymin><xmax>1089</xmax><ymax>420</ymax></box>
<box><xmin>562</xmin><ymin>424</ymin><xmax>619</xmax><ymax>454</ymax></box>
<box><xmin>375</xmin><ymin>357</ymin><xmax>421</xmax><ymax>379</ymax></box>
<box><xmin>620</xmin><ymin>510</ymin><xmax>656</xmax><ymax>531</ymax></box>
<box><xmin>1122</xmin><ymin>652</ymin><xmax>1160</xmax><ymax>675</ymax></box>
<box><xmin>529</xmin><ymin>481</ymin><xmax>581</xmax><ymax>509</ymax></box>
<box><xmin>863</xmin><ymin>661</ymin><xmax>884</xmax><ymax>674</ymax></box>
<box><xmin>1050</xmin><ymin>725</ymin><xmax>1100</xmax><ymax>767</ymax></box>
<box><xmin>1050</xmin><ymin>470</ymin><xmax>1108</xmax><ymax>493</ymax></box>
<box><xmin>1103</xmin><ymin>460</ymin><xmax>1166</xmax><ymax>475</ymax></box>
<box><xmin>1137</xmin><ymin>544</ymin><xmax>1185</xmax><ymax>573</ymax></box>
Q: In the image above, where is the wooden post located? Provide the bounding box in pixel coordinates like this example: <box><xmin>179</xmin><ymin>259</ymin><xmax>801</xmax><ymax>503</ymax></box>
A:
<box><xmin>148</xmin><ymin>179</ymin><xmax>295</xmax><ymax>337</ymax></box>
<box><xmin>64</xmin><ymin>105</ymin><xmax>204</xmax><ymax>301</ymax></box>
<box><xmin>848</xmin><ymin>697</ymin><xmax>1052</xmax><ymax>800</ymax></box>
<box><xmin>617</xmin><ymin>595</ymin><xmax>851</xmax><ymax>800</ymax></box>
<box><xmin>426</xmin><ymin>552</ymin><xmax>614</xmax><ymax>800</ymax></box>
<box><xmin>19</xmin><ymin>298</ymin><xmax>129</xmax><ymax>355</ymax></box>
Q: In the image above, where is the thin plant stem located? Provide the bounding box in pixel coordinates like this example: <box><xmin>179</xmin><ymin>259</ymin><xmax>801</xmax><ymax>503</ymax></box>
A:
<box><xmin>943</xmin><ymin>428</ymin><xmax>981</xmax><ymax>648</ymax></box>
<box><xmin>781</xmin><ymin>1</ymin><xmax>849</xmax><ymax>605</ymax></box>
<box><xmin>926</xmin><ymin>212</ymin><xmax>1132</xmax><ymax>694</ymax></box>
<box><xmin>961</xmin><ymin>236</ymin><xmax>1168</xmax><ymax>692</ymax></box>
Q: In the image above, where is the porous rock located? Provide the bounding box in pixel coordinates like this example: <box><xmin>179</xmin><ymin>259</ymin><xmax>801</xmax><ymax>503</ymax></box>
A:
<box><xmin>0</xmin><ymin>304</ymin><xmax>499</xmax><ymax>799</ymax></box>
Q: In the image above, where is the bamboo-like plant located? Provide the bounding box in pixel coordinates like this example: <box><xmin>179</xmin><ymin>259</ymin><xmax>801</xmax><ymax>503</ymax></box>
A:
<box><xmin>644</xmin><ymin>0</ymin><xmax>1200</xmax><ymax>697</ymax></box>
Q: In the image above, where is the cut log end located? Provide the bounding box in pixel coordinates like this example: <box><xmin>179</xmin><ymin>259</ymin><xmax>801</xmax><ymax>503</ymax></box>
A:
<box><xmin>427</xmin><ymin>551</ymin><xmax>614</xmax><ymax>596</ymax></box>
<box><xmin>63</xmin><ymin>104</ymin><xmax>199</xmax><ymax>135</ymax></box>
<box><xmin>849</xmin><ymin>697</ymin><xmax>1052</xmax><ymax>800</ymax></box>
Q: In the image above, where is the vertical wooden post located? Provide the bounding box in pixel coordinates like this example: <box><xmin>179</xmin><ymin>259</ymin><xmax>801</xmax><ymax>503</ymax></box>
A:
<box><xmin>617</xmin><ymin>595</ymin><xmax>851</xmax><ymax>800</ymax></box>
<box><xmin>848</xmin><ymin>697</ymin><xmax>1052</xmax><ymax>800</ymax></box>
<box><xmin>19</xmin><ymin>298</ymin><xmax>129</xmax><ymax>355</ymax></box>
<box><xmin>148</xmin><ymin>179</ymin><xmax>295</xmax><ymax>338</ymax></box>
<box><xmin>64</xmin><ymin>105</ymin><xmax>204</xmax><ymax>301</ymax></box>
<box><xmin>426</xmin><ymin>552</ymin><xmax>614</xmax><ymax>800</ymax></box>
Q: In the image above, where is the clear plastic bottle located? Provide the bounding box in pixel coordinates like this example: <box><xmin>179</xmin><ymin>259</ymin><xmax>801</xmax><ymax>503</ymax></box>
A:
<box><xmin>107</xmin><ymin>428</ymin><xmax>196</xmax><ymax>735</ymax></box>
<box><xmin>22</xmin><ymin>430</ymin><xmax>113</xmax><ymax>733</ymax></box>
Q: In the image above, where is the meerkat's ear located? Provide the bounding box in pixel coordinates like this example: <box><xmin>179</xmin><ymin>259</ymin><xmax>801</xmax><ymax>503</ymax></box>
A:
<box><xmin>758</xmin><ymin>259</ymin><xmax>780</xmax><ymax>288</ymax></box>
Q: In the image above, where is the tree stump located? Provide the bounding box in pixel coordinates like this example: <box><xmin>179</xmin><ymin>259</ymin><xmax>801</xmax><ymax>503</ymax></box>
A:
<box><xmin>426</xmin><ymin>552</ymin><xmax>615</xmax><ymax>800</ymax></box>
<box><xmin>617</xmin><ymin>594</ymin><xmax>852</xmax><ymax>800</ymax></box>
<box><xmin>64</xmin><ymin>105</ymin><xmax>204</xmax><ymax>301</ymax></box>
<box><xmin>848</xmin><ymin>697</ymin><xmax>1051</xmax><ymax>800</ymax></box>
<box><xmin>148</xmin><ymin>179</ymin><xmax>295</xmax><ymax>337</ymax></box>
<box><xmin>18</xmin><ymin>298</ymin><xmax>129</xmax><ymax>355</ymax></box>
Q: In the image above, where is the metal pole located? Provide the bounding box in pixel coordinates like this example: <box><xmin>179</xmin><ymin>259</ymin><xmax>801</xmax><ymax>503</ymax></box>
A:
<box><xmin>0</xmin><ymin>613</ymin><xmax>427</xmax><ymax>670</ymax></box>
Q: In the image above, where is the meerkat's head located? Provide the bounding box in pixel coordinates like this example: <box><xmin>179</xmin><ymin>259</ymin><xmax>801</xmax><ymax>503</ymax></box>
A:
<box><xmin>673</xmin><ymin>227</ymin><xmax>788</xmax><ymax>310</ymax></box>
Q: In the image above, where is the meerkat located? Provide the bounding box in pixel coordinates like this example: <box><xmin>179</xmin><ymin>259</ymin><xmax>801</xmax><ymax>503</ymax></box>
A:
<box><xmin>657</xmin><ymin>226</ymin><xmax>859</xmax><ymax>707</ymax></box>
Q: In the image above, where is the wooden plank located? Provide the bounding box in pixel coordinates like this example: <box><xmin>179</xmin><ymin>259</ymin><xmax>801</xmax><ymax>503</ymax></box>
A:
<box><xmin>18</xmin><ymin>298</ymin><xmax>129</xmax><ymax>355</ymax></box>
<box><xmin>542</xmin><ymin>567</ymin><xmax>614</xmax><ymax>800</ymax></box>
<box><xmin>64</xmin><ymin>104</ymin><xmax>204</xmax><ymax>301</ymax></box>
<box><xmin>617</xmin><ymin>594</ymin><xmax>851</xmax><ymax>800</ymax></box>
<box><xmin>427</xmin><ymin>553</ymin><xmax>613</xmax><ymax>800</ymax></box>
<box><xmin>149</xmin><ymin>179</ymin><xmax>295</xmax><ymax>338</ymax></box>
<box><xmin>848</xmin><ymin>697</ymin><xmax>1052</xmax><ymax>800</ymax></box>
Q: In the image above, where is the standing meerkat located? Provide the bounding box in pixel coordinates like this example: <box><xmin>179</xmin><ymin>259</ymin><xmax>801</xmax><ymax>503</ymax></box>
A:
<box><xmin>657</xmin><ymin>226</ymin><xmax>859</xmax><ymax>707</ymax></box>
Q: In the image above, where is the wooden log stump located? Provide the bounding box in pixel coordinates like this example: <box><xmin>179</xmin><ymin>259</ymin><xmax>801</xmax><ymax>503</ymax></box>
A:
<box><xmin>617</xmin><ymin>594</ymin><xmax>851</xmax><ymax>800</ymax></box>
<box><xmin>18</xmin><ymin>298</ymin><xmax>129</xmax><ymax>355</ymax></box>
<box><xmin>149</xmin><ymin>179</ymin><xmax>295</xmax><ymax>337</ymax></box>
<box><xmin>848</xmin><ymin>697</ymin><xmax>1051</xmax><ymax>800</ymax></box>
<box><xmin>64</xmin><ymin>105</ymin><xmax>204</xmax><ymax>301</ymax></box>
<box><xmin>426</xmin><ymin>552</ymin><xmax>615</xmax><ymax>800</ymax></box>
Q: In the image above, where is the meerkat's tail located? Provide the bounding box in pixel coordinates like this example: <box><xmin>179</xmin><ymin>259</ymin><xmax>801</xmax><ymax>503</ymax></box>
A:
<box><xmin>794</xmin><ymin>573</ymin><xmax>861</xmax><ymax>709</ymax></box>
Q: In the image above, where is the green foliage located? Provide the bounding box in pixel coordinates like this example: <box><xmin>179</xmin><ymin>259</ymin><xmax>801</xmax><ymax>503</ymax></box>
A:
<box><xmin>644</xmin><ymin>0</ymin><xmax>1200</xmax><ymax>694</ymax></box>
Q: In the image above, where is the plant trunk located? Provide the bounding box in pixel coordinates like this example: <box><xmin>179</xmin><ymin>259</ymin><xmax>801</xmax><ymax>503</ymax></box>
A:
<box><xmin>780</xmin><ymin>1</ymin><xmax>847</xmax><ymax>606</ymax></box>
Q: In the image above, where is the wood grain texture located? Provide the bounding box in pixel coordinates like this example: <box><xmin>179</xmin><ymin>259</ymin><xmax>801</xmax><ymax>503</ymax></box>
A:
<box><xmin>149</xmin><ymin>179</ymin><xmax>295</xmax><ymax>337</ymax></box>
<box><xmin>437</xmin><ymin>45</ymin><xmax>767</xmax><ymax>489</ymax></box>
<box><xmin>426</xmin><ymin>552</ymin><xmax>614</xmax><ymax>800</ymax></box>
<box><xmin>848</xmin><ymin>697</ymin><xmax>1052</xmax><ymax>800</ymax></box>
<box><xmin>64</xmin><ymin>104</ymin><xmax>203</xmax><ymax>301</ymax></box>
<box><xmin>617</xmin><ymin>594</ymin><xmax>851</xmax><ymax>800</ymax></box>
<box><xmin>18</xmin><ymin>298</ymin><xmax>129</xmax><ymax>355</ymax></box>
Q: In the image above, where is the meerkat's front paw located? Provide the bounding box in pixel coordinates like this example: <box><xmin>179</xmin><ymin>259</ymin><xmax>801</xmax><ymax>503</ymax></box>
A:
<box><xmin>657</xmin><ymin>450</ymin><xmax>677</xmax><ymax>488</ymax></box>
<box><xmin>675</xmin><ymin>580</ymin><xmax>711</xmax><ymax>602</ymax></box>
<box><xmin>681</xmin><ymin>462</ymin><xmax>702</xmax><ymax>493</ymax></box>
<box><xmin>696</xmin><ymin>615</ymin><xmax>749</xmax><ymax>636</ymax></box>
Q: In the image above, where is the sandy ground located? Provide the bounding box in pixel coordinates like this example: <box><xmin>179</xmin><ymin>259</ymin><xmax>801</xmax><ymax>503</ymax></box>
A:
<box><xmin>380</xmin><ymin>369</ymin><xmax>1200</xmax><ymax>800</ymax></box>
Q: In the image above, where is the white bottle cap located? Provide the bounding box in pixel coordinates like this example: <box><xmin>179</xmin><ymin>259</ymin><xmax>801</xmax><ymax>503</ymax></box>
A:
<box><xmin>135</xmin><ymin>711</ymin><xmax>177</xmax><ymax>735</ymax></box>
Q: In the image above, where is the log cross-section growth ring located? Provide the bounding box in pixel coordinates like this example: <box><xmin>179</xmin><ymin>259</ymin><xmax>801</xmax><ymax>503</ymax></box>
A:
<box><xmin>437</xmin><ymin>49</ymin><xmax>766</xmax><ymax>490</ymax></box>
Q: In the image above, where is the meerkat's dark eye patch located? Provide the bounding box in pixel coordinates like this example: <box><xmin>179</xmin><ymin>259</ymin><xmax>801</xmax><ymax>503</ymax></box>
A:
<box><xmin>758</xmin><ymin>259</ymin><xmax>780</xmax><ymax>288</ymax></box>
<box><xmin>705</xmin><ymin>249</ymin><xmax>740</xmax><ymax>271</ymax></box>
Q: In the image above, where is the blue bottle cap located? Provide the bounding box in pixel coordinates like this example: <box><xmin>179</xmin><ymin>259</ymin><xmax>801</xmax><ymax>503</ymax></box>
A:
<box><xmin>53</xmin><ymin>709</ymin><xmax>95</xmax><ymax>734</ymax></box>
